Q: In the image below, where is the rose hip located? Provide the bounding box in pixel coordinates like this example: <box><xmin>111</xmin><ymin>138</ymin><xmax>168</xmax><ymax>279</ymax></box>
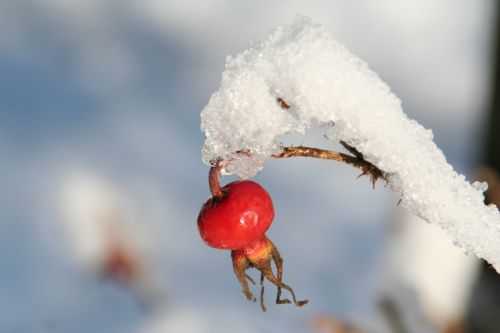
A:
<box><xmin>197</xmin><ymin>161</ymin><xmax>308</xmax><ymax>311</ymax></box>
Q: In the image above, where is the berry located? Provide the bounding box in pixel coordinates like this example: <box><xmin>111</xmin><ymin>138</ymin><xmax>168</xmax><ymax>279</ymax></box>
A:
<box><xmin>197</xmin><ymin>161</ymin><xmax>308</xmax><ymax>310</ymax></box>
<box><xmin>197</xmin><ymin>180</ymin><xmax>274</xmax><ymax>250</ymax></box>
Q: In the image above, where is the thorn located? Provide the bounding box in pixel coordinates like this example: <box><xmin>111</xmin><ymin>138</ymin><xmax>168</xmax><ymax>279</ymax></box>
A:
<box><xmin>340</xmin><ymin>141</ymin><xmax>362</xmax><ymax>159</ymax></box>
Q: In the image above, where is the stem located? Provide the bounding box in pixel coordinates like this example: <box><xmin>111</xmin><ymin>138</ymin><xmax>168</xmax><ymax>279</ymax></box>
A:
<box><xmin>273</xmin><ymin>146</ymin><xmax>349</xmax><ymax>162</ymax></box>
<box><xmin>272</xmin><ymin>144</ymin><xmax>387</xmax><ymax>188</ymax></box>
<box><xmin>273</xmin><ymin>146</ymin><xmax>371</xmax><ymax>170</ymax></box>
<box><xmin>209</xmin><ymin>160</ymin><xmax>224</xmax><ymax>198</ymax></box>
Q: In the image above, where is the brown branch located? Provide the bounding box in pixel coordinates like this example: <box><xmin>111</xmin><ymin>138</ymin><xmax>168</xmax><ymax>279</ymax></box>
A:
<box><xmin>272</xmin><ymin>142</ymin><xmax>387</xmax><ymax>188</ymax></box>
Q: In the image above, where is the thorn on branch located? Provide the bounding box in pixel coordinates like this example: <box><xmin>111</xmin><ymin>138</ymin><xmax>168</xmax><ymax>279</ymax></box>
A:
<box><xmin>339</xmin><ymin>141</ymin><xmax>386</xmax><ymax>189</ymax></box>
<box><xmin>340</xmin><ymin>141</ymin><xmax>362</xmax><ymax>159</ymax></box>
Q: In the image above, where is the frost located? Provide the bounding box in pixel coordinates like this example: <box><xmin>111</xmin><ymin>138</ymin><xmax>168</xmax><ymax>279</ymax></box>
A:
<box><xmin>200</xmin><ymin>17</ymin><xmax>500</xmax><ymax>272</ymax></box>
<box><xmin>472</xmin><ymin>181</ymin><xmax>488</xmax><ymax>192</ymax></box>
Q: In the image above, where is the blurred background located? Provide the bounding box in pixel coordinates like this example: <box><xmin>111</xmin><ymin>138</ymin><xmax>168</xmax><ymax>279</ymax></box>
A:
<box><xmin>0</xmin><ymin>1</ymin><xmax>498</xmax><ymax>332</ymax></box>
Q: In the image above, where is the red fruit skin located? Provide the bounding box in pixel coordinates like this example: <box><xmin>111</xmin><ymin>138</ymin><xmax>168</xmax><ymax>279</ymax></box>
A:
<box><xmin>197</xmin><ymin>181</ymin><xmax>275</xmax><ymax>250</ymax></box>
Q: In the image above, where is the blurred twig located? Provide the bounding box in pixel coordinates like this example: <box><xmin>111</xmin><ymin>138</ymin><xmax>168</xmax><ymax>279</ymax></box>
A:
<box><xmin>476</xmin><ymin>166</ymin><xmax>500</xmax><ymax>206</ymax></box>
<box><xmin>378</xmin><ymin>296</ymin><xmax>410</xmax><ymax>333</ymax></box>
<box><xmin>310</xmin><ymin>315</ymin><xmax>366</xmax><ymax>333</ymax></box>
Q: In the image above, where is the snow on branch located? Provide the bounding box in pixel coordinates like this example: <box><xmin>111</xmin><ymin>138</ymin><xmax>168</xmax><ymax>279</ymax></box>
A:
<box><xmin>200</xmin><ymin>17</ymin><xmax>500</xmax><ymax>272</ymax></box>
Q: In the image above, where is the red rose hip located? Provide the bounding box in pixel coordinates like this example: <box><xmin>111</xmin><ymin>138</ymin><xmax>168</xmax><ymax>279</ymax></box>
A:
<box><xmin>197</xmin><ymin>160</ymin><xmax>308</xmax><ymax>311</ymax></box>
<box><xmin>197</xmin><ymin>180</ymin><xmax>274</xmax><ymax>250</ymax></box>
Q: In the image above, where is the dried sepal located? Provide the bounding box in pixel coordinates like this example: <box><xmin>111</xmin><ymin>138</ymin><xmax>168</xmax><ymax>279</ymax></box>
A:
<box><xmin>231</xmin><ymin>236</ymin><xmax>308</xmax><ymax>311</ymax></box>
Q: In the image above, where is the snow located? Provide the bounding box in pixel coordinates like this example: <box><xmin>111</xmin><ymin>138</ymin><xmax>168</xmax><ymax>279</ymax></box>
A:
<box><xmin>201</xmin><ymin>17</ymin><xmax>500</xmax><ymax>271</ymax></box>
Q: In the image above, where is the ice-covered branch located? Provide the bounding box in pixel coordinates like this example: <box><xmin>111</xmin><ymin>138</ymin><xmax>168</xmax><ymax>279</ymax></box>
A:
<box><xmin>200</xmin><ymin>17</ymin><xmax>500</xmax><ymax>271</ymax></box>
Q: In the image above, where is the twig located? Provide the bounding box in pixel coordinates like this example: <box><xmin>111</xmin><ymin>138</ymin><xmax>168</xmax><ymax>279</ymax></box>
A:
<box><xmin>378</xmin><ymin>296</ymin><xmax>410</xmax><ymax>333</ymax></box>
<box><xmin>272</xmin><ymin>143</ymin><xmax>387</xmax><ymax>188</ymax></box>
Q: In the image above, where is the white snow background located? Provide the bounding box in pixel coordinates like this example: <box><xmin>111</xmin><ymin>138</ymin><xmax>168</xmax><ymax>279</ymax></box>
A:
<box><xmin>0</xmin><ymin>1</ymin><xmax>496</xmax><ymax>333</ymax></box>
